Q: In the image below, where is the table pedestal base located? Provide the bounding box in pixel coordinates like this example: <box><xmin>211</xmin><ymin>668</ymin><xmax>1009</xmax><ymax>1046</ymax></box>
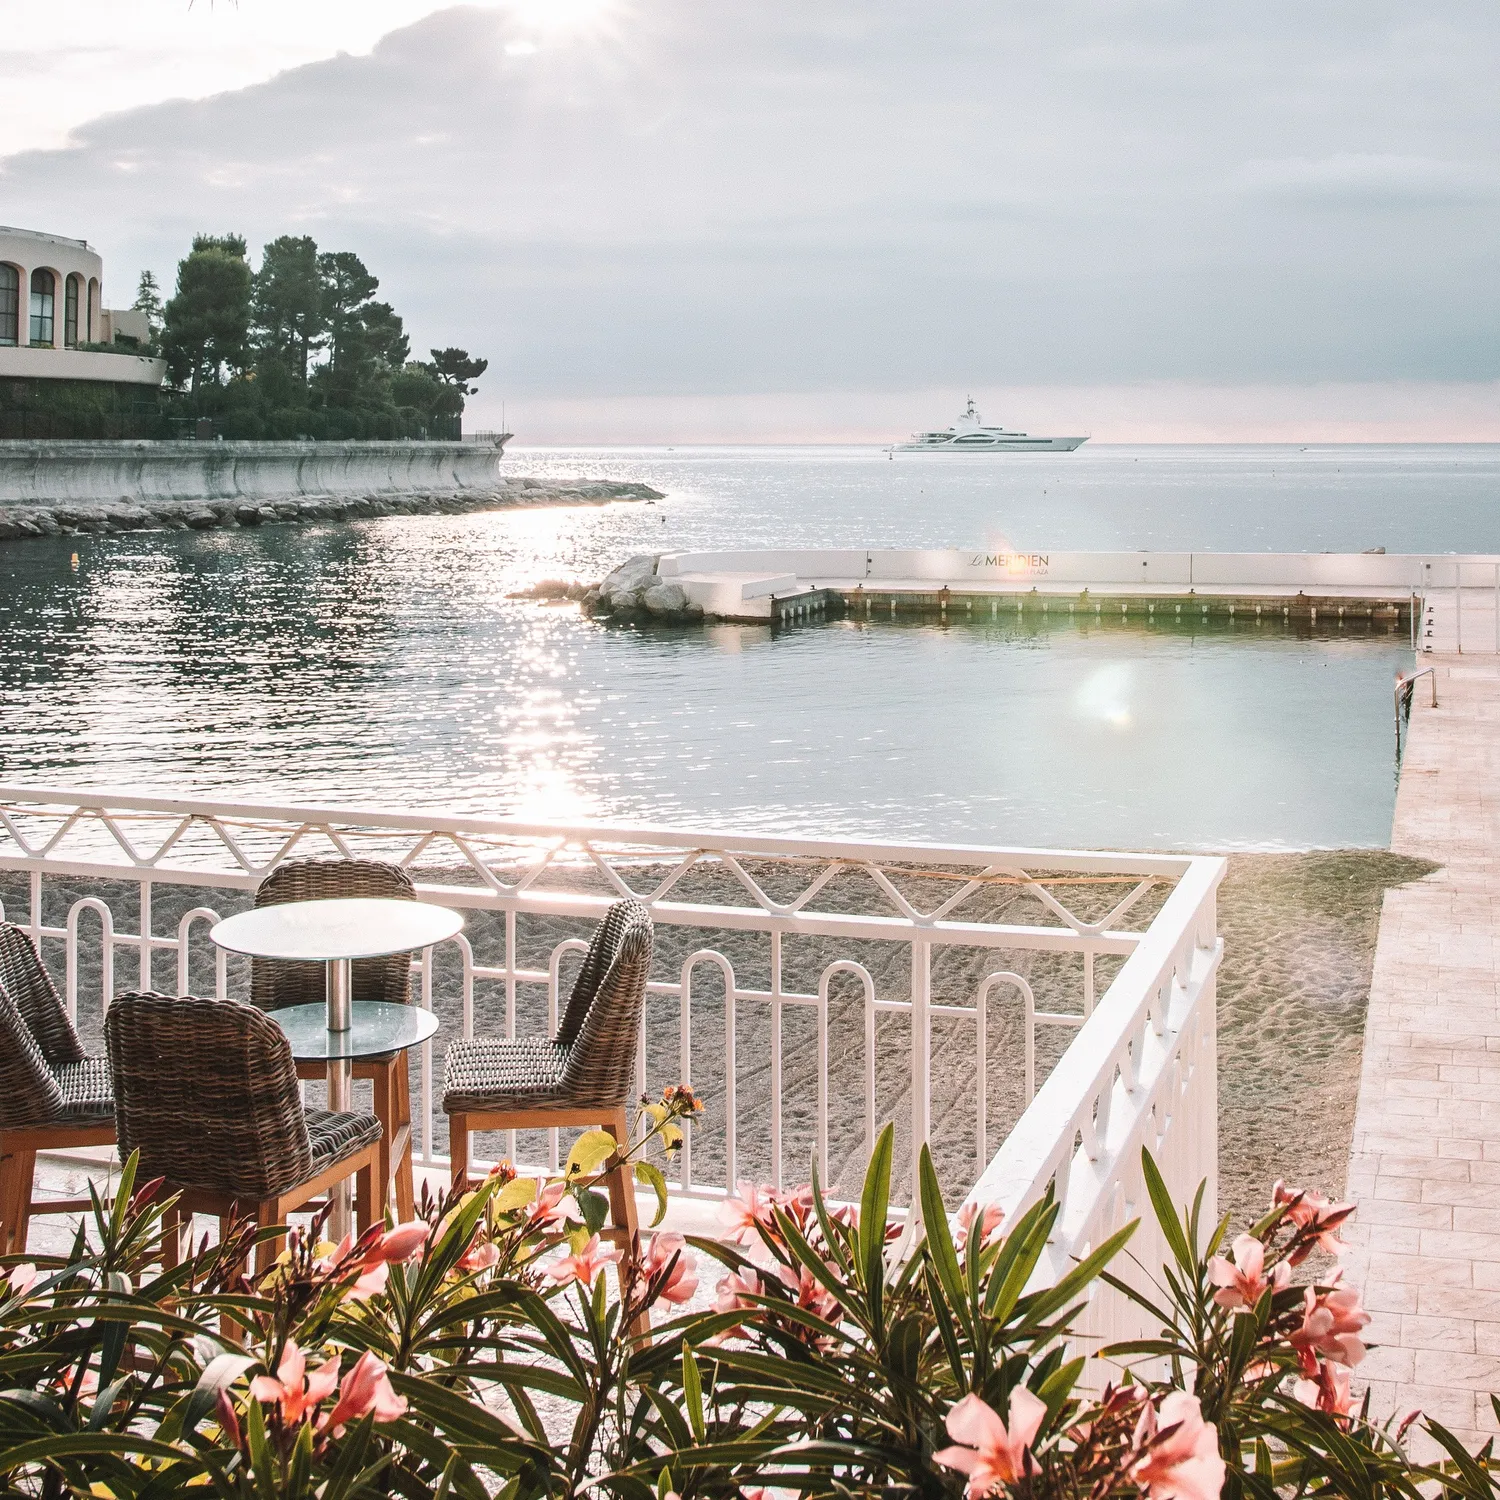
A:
<box><xmin>326</xmin><ymin>957</ymin><xmax>354</xmax><ymax>1239</ymax></box>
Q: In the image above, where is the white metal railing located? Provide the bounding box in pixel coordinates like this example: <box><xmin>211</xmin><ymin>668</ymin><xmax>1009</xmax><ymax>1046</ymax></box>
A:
<box><xmin>964</xmin><ymin>855</ymin><xmax>1222</xmax><ymax>1355</ymax></box>
<box><xmin>0</xmin><ymin>787</ymin><xmax>1222</xmax><ymax>1269</ymax></box>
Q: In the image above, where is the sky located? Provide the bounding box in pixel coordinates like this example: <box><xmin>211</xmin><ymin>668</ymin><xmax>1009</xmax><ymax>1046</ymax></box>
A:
<box><xmin>3</xmin><ymin>0</ymin><xmax>1499</xmax><ymax>441</ymax></box>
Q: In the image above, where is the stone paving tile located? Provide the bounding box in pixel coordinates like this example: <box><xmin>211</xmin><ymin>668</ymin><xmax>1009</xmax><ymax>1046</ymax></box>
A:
<box><xmin>1346</xmin><ymin>657</ymin><xmax>1500</xmax><ymax>1435</ymax></box>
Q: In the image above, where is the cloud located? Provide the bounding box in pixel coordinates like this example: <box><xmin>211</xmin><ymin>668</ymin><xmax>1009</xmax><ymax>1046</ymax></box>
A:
<box><xmin>1240</xmin><ymin>153</ymin><xmax>1500</xmax><ymax>205</ymax></box>
<box><xmin>3</xmin><ymin>0</ymin><xmax>1499</xmax><ymax>427</ymax></box>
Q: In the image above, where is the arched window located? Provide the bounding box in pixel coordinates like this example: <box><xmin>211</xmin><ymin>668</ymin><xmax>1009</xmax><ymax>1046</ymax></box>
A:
<box><xmin>0</xmin><ymin>265</ymin><xmax>18</xmax><ymax>346</ymax></box>
<box><xmin>64</xmin><ymin>274</ymin><xmax>80</xmax><ymax>347</ymax></box>
<box><xmin>87</xmin><ymin>278</ymin><xmax>99</xmax><ymax>342</ymax></box>
<box><xmin>30</xmin><ymin>268</ymin><xmax>55</xmax><ymax>346</ymax></box>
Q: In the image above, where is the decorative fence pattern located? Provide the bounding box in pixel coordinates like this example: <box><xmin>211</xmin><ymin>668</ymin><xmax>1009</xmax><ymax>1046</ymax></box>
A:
<box><xmin>0</xmin><ymin>786</ymin><xmax>1222</xmax><ymax>1329</ymax></box>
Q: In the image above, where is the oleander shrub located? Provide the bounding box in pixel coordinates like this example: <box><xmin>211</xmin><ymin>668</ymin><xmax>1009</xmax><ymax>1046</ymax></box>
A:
<box><xmin>1</xmin><ymin>1100</ymin><xmax>1497</xmax><ymax>1500</ymax></box>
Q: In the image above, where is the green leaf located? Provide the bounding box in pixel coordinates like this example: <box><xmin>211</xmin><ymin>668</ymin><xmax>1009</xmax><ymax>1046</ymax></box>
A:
<box><xmin>493</xmin><ymin>1177</ymin><xmax>538</xmax><ymax>1213</ymax></box>
<box><xmin>681</xmin><ymin>1341</ymin><xmax>706</xmax><ymax>1443</ymax></box>
<box><xmin>576</xmin><ymin>1186</ymin><xmax>611</xmax><ymax>1236</ymax></box>
<box><xmin>859</xmin><ymin>1121</ymin><xmax>894</xmax><ymax>1325</ymax></box>
<box><xmin>565</xmin><ymin>1128</ymin><xmax>619</xmax><ymax>1179</ymax></box>
<box><xmin>1141</xmin><ymin>1148</ymin><xmax>1196</xmax><ymax>1275</ymax></box>
<box><xmin>635</xmin><ymin>1161</ymin><xmax>669</xmax><ymax>1228</ymax></box>
<box><xmin>177</xmin><ymin>1352</ymin><xmax>254</xmax><ymax>1437</ymax></box>
<box><xmin>918</xmin><ymin>1144</ymin><xmax>969</xmax><ymax>1318</ymax></box>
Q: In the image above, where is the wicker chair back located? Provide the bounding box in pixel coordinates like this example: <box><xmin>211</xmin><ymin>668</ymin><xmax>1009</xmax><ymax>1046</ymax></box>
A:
<box><xmin>0</xmin><ymin>986</ymin><xmax>67</xmax><ymax>1129</ymax></box>
<box><xmin>0</xmin><ymin>924</ymin><xmax>84</xmax><ymax>1066</ymax></box>
<box><xmin>557</xmin><ymin>900</ymin><xmax>654</xmax><ymax>1107</ymax></box>
<box><xmin>250</xmin><ymin>859</ymin><xmax>416</xmax><ymax>1012</ymax></box>
<box><xmin>105</xmin><ymin>991</ymin><xmax>314</xmax><ymax>1200</ymax></box>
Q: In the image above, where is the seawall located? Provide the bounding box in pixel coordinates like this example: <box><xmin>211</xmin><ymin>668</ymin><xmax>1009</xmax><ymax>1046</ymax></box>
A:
<box><xmin>0</xmin><ymin>439</ymin><xmax>508</xmax><ymax>505</ymax></box>
<box><xmin>0</xmin><ymin>439</ymin><xmax>663</xmax><ymax>540</ymax></box>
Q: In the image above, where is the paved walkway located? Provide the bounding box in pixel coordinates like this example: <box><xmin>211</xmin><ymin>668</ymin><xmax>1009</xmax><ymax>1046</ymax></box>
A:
<box><xmin>1346</xmin><ymin>656</ymin><xmax>1500</xmax><ymax>1448</ymax></box>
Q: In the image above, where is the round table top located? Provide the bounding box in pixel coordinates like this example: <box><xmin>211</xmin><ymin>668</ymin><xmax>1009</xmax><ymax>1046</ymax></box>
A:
<box><xmin>269</xmin><ymin>1001</ymin><xmax>440</xmax><ymax>1061</ymax></box>
<box><xmin>210</xmin><ymin>897</ymin><xmax>464</xmax><ymax>962</ymax></box>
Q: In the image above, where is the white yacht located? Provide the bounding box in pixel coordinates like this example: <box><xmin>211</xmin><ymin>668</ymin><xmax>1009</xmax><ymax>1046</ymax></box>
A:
<box><xmin>893</xmin><ymin>398</ymin><xmax>1088</xmax><ymax>453</ymax></box>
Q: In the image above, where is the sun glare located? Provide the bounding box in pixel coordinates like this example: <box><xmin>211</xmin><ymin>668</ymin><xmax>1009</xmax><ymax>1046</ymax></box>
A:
<box><xmin>502</xmin><ymin>0</ymin><xmax>619</xmax><ymax>43</ymax></box>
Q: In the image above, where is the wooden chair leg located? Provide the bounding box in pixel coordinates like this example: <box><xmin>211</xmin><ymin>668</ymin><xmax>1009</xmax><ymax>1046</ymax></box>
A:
<box><xmin>603</xmin><ymin>1110</ymin><xmax>649</xmax><ymax>1339</ymax></box>
<box><xmin>393</xmin><ymin>1058</ymin><xmax>415</xmax><ymax>1221</ymax></box>
<box><xmin>3</xmin><ymin>1150</ymin><xmax>37</xmax><ymax>1256</ymax></box>
<box><xmin>356</xmin><ymin>1157</ymin><xmax>376</xmax><ymax>1236</ymax></box>
<box><xmin>372</xmin><ymin>1061</ymin><xmax>394</xmax><ymax>1221</ymax></box>
<box><xmin>0</xmin><ymin>1147</ymin><xmax>28</xmax><ymax>1255</ymax></box>
<box><xmin>449</xmin><ymin>1113</ymin><xmax>469</xmax><ymax>1191</ymax></box>
<box><xmin>253</xmin><ymin>1205</ymin><xmax>286</xmax><ymax>1278</ymax></box>
<box><xmin>160</xmin><ymin>1204</ymin><xmax>183</xmax><ymax>1269</ymax></box>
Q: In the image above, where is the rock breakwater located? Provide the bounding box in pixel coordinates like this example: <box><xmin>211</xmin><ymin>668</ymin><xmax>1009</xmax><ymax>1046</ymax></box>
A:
<box><xmin>582</xmin><ymin>554</ymin><xmax>704</xmax><ymax>622</ymax></box>
<box><xmin>0</xmin><ymin>478</ymin><xmax>663</xmax><ymax>542</ymax></box>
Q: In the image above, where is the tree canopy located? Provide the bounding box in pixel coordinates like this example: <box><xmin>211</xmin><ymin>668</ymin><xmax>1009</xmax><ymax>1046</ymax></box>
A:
<box><xmin>153</xmin><ymin>231</ymin><xmax>486</xmax><ymax>439</ymax></box>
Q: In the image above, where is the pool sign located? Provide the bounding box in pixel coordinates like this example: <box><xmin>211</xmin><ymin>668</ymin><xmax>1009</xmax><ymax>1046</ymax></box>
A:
<box><xmin>968</xmin><ymin>552</ymin><xmax>1050</xmax><ymax>575</ymax></box>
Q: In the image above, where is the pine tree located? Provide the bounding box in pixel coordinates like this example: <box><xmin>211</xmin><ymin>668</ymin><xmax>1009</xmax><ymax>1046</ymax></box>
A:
<box><xmin>133</xmin><ymin>270</ymin><xmax>164</xmax><ymax>335</ymax></box>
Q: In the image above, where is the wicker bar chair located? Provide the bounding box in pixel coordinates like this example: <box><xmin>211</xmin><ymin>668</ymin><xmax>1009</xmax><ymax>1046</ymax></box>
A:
<box><xmin>252</xmin><ymin>858</ymin><xmax>421</xmax><ymax>1218</ymax></box>
<box><xmin>444</xmin><ymin>899</ymin><xmax>653</xmax><ymax>1309</ymax></box>
<box><xmin>105</xmin><ymin>991</ymin><xmax>383</xmax><ymax>1275</ymax></box>
<box><xmin>0</xmin><ymin>924</ymin><xmax>114</xmax><ymax>1254</ymax></box>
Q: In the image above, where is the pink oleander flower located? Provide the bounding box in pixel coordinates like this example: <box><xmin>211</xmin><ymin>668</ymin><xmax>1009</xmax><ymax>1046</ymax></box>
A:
<box><xmin>366</xmin><ymin>1221</ymin><xmax>429</xmax><ymax>1264</ymax></box>
<box><xmin>1132</xmin><ymin>1391</ymin><xmax>1225</xmax><ymax>1500</ymax></box>
<box><xmin>719</xmin><ymin>1181</ymin><xmax>779</xmax><ymax>1243</ymax></box>
<box><xmin>1207</xmin><ymin>1233</ymin><xmax>1290</xmax><ymax>1312</ymax></box>
<box><xmin>344</xmin><ymin>1260</ymin><xmax>390</xmax><ymax>1302</ymax></box>
<box><xmin>250</xmin><ymin>1341</ymin><xmax>341</xmax><ymax>1429</ymax></box>
<box><xmin>458</xmin><ymin>1239</ymin><xmax>501</xmax><ymax>1274</ymax></box>
<box><xmin>644</xmin><ymin>1232</ymin><xmax>699</xmax><ymax>1304</ymax></box>
<box><xmin>6</xmin><ymin>1262</ymin><xmax>38</xmax><ymax>1297</ymax></box>
<box><xmin>1273</xmin><ymin>1182</ymin><xmax>1355</xmax><ymax>1264</ymax></box>
<box><xmin>775</xmin><ymin>1183</ymin><xmax>815</xmax><ymax>1230</ymax></box>
<box><xmin>777</xmin><ymin>1260</ymin><xmax>841</xmax><ymax>1323</ymax></box>
<box><xmin>956</xmin><ymin>1201</ymin><xmax>1005</xmax><ymax>1251</ymax></box>
<box><xmin>528</xmin><ymin>1180</ymin><xmax>570</xmax><ymax>1230</ymax></box>
<box><xmin>1295</xmin><ymin>1359</ymin><xmax>1354</xmax><ymax>1419</ymax></box>
<box><xmin>709</xmin><ymin>1266</ymin><xmax>763</xmax><ymax>1341</ymax></box>
<box><xmin>935</xmin><ymin>1389</ymin><xmax>1046</xmax><ymax>1498</ymax></box>
<box><xmin>546</xmin><ymin>1233</ymin><xmax>619</xmax><ymax>1288</ymax></box>
<box><xmin>1289</xmin><ymin>1279</ymin><xmax>1370</xmax><ymax>1371</ymax></box>
<box><xmin>316</xmin><ymin>1350</ymin><xmax>407</xmax><ymax>1437</ymax></box>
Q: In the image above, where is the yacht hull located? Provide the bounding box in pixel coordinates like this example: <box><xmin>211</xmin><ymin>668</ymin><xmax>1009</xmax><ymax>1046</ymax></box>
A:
<box><xmin>893</xmin><ymin>435</ymin><xmax>1088</xmax><ymax>452</ymax></box>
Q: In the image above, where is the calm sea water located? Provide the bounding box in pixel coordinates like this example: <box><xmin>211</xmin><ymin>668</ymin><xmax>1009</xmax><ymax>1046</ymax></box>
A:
<box><xmin>4</xmin><ymin>442</ymin><xmax>1494</xmax><ymax>851</ymax></box>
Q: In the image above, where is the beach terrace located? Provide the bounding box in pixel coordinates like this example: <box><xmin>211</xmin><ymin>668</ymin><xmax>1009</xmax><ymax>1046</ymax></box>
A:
<box><xmin>3</xmin><ymin>640</ymin><xmax>1499</xmax><ymax>1488</ymax></box>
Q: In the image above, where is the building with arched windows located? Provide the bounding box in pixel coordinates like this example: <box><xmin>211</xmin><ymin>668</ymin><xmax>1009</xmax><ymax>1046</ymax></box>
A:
<box><xmin>0</xmin><ymin>226</ymin><xmax>165</xmax><ymax>389</ymax></box>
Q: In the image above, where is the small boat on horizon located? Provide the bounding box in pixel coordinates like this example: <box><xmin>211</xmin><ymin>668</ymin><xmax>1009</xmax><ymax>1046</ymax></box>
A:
<box><xmin>892</xmin><ymin>397</ymin><xmax>1088</xmax><ymax>453</ymax></box>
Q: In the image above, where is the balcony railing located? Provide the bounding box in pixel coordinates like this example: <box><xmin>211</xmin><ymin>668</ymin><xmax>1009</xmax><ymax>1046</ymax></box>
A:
<box><xmin>0</xmin><ymin>786</ymin><xmax>1222</xmax><ymax>1338</ymax></box>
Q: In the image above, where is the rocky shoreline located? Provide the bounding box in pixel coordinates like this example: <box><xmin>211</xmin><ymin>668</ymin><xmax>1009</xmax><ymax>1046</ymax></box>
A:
<box><xmin>0</xmin><ymin>478</ymin><xmax>664</xmax><ymax>541</ymax></box>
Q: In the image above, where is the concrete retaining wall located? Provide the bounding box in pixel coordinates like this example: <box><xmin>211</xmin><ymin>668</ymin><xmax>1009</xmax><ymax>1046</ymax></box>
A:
<box><xmin>0</xmin><ymin>439</ymin><xmax>506</xmax><ymax>506</ymax></box>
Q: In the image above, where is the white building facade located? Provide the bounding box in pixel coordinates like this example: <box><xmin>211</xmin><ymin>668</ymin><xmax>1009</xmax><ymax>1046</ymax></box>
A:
<box><xmin>0</xmin><ymin>226</ymin><xmax>164</xmax><ymax>387</ymax></box>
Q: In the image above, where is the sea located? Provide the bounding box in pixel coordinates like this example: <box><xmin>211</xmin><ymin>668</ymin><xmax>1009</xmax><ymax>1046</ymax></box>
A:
<box><xmin>4</xmin><ymin>442</ymin><xmax>1497</xmax><ymax>852</ymax></box>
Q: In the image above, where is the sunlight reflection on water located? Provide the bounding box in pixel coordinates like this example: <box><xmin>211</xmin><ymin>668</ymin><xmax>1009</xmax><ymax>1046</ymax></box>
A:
<box><xmin>0</xmin><ymin>442</ymin><xmax>1460</xmax><ymax>850</ymax></box>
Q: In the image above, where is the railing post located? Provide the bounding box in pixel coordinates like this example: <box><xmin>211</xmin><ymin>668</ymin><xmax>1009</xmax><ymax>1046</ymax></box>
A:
<box><xmin>1456</xmin><ymin>558</ymin><xmax>1463</xmax><ymax>654</ymax></box>
<box><xmin>911</xmin><ymin>938</ymin><xmax>931</xmax><ymax>1203</ymax></box>
<box><xmin>138</xmin><ymin>879</ymin><xmax>154</xmax><ymax>991</ymax></box>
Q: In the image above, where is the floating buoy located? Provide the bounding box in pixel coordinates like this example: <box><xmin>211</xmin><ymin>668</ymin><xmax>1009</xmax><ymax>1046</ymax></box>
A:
<box><xmin>70</xmin><ymin>553</ymin><xmax>79</xmax><ymax>571</ymax></box>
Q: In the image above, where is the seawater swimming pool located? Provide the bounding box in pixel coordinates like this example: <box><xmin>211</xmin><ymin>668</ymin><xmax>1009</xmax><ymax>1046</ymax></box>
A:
<box><xmin>0</xmin><ymin>498</ymin><xmax>1412</xmax><ymax>851</ymax></box>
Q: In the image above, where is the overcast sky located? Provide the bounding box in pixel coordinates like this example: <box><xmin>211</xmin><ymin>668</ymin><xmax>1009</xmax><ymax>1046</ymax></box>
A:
<box><xmin>3</xmin><ymin>0</ymin><xmax>1498</xmax><ymax>440</ymax></box>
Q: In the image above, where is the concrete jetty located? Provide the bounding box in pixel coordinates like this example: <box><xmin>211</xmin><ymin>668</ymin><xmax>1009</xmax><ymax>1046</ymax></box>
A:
<box><xmin>654</xmin><ymin>548</ymin><xmax>1500</xmax><ymax>630</ymax></box>
<box><xmin>1346</xmin><ymin>657</ymin><xmax>1500</xmax><ymax>1448</ymax></box>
